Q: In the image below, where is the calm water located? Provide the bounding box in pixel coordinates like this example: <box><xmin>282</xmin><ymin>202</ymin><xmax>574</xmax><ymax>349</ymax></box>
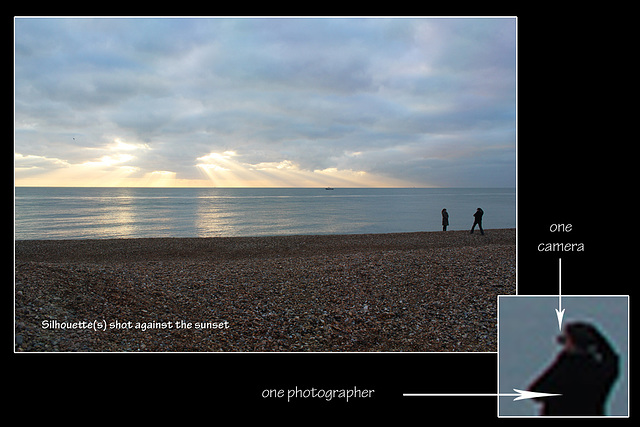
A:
<box><xmin>14</xmin><ymin>187</ymin><xmax>515</xmax><ymax>240</ymax></box>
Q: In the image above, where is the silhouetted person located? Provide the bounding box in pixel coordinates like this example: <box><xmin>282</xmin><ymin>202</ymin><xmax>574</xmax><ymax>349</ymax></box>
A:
<box><xmin>470</xmin><ymin>208</ymin><xmax>484</xmax><ymax>235</ymax></box>
<box><xmin>528</xmin><ymin>322</ymin><xmax>619</xmax><ymax>416</ymax></box>
<box><xmin>441</xmin><ymin>208</ymin><xmax>449</xmax><ymax>231</ymax></box>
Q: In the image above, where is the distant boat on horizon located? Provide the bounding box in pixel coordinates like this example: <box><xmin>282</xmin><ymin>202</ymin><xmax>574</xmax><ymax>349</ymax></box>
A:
<box><xmin>325</xmin><ymin>187</ymin><xmax>334</xmax><ymax>190</ymax></box>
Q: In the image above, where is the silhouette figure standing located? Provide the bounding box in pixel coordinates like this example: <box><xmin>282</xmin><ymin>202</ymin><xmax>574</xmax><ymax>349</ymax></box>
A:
<box><xmin>528</xmin><ymin>322</ymin><xmax>619</xmax><ymax>416</ymax></box>
<box><xmin>470</xmin><ymin>208</ymin><xmax>484</xmax><ymax>235</ymax></box>
<box><xmin>441</xmin><ymin>208</ymin><xmax>449</xmax><ymax>231</ymax></box>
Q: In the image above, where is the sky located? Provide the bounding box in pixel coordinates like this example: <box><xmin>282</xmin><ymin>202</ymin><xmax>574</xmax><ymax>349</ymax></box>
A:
<box><xmin>14</xmin><ymin>17</ymin><xmax>516</xmax><ymax>188</ymax></box>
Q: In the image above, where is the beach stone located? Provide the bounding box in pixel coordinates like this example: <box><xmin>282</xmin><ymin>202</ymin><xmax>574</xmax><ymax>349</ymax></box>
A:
<box><xmin>15</xmin><ymin>229</ymin><xmax>515</xmax><ymax>352</ymax></box>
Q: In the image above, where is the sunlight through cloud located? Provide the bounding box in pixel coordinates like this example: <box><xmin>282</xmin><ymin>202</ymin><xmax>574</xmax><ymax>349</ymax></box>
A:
<box><xmin>193</xmin><ymin>150</ymin><xmax>416</xmax><ymax>187</ymax></box>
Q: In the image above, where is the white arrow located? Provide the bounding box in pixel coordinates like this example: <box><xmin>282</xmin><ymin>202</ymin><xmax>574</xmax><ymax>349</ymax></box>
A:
<box><xmin>511</xmin><ymin>388</ymin><xmax>562</xmax><ymax>401</ymax></box>
<box><xmin>403</xmin><ymin>388</ymin><xmax>561</xmax><ymax>401</ymax></box>
<box><xmin>555</xmin><ymin>258</ymin><xmax>565</xmax><ymax>331</ymax></box>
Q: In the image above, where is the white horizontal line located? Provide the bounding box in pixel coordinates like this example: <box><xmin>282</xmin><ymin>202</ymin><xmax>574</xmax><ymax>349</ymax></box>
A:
<box><xmin>403</xmin><ymin>393</ymin><xmax>517</xmax><ymax>397</ymax></box>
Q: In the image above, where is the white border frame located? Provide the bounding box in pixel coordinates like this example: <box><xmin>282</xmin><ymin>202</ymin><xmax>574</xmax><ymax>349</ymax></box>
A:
<box><xmin>497</xmin><ymin>294</ymin><xmax>630</xmax><ymax>418</ymax></box>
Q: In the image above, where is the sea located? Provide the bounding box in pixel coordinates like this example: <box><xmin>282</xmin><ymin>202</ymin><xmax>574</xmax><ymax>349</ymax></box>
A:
<box><xmin>14</xmin><ymin>187</ymin><xmax>516</xmax><ymax>240</ymax></box>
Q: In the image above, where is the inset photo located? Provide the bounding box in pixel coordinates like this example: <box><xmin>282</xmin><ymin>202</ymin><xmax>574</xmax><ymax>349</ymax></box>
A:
<box><xmin>497</xmin><ymin>295</ymin><xmax>629</xmax><ymax>417</ymax></box>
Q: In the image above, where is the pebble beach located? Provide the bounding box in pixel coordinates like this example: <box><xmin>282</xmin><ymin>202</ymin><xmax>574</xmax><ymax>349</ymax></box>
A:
<box><xmin>15</xmin><ymin>229</ymin><xmax>515</xmax><ymax>352</ymax></box>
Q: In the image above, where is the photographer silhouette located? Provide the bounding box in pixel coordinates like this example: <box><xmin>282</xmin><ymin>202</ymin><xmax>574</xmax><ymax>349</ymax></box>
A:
<box><xmin>528</xmin><ymin>322</ymin><xmax>619</xmax><ymax>416</ymax></box>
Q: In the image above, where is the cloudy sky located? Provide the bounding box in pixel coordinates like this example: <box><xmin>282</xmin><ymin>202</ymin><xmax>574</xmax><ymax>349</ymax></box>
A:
<box><xmin>15</xmin><ymin>17</ymin><xmax>516</xmax><ymax>188</ymax></box>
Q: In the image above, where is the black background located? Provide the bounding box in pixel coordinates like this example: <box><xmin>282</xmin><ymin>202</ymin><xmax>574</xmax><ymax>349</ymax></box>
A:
<box><xmin>11</xmin><ymin>10</ymin><xmax>632</xmax><ymax>422</ymax></box>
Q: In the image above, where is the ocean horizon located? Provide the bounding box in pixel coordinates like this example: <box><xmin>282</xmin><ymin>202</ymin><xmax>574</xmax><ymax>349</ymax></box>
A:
<box><xmin>14</xmin><ymin>187</ymin><xmax>515</xmax><ymax>240</ymax></box>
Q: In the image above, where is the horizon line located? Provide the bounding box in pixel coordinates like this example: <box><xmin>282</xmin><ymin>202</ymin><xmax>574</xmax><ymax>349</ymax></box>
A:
<box><xmin>14</xmin><ymin>185</ymin><xmax>516</xmax><ymax>189</ymax></box>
